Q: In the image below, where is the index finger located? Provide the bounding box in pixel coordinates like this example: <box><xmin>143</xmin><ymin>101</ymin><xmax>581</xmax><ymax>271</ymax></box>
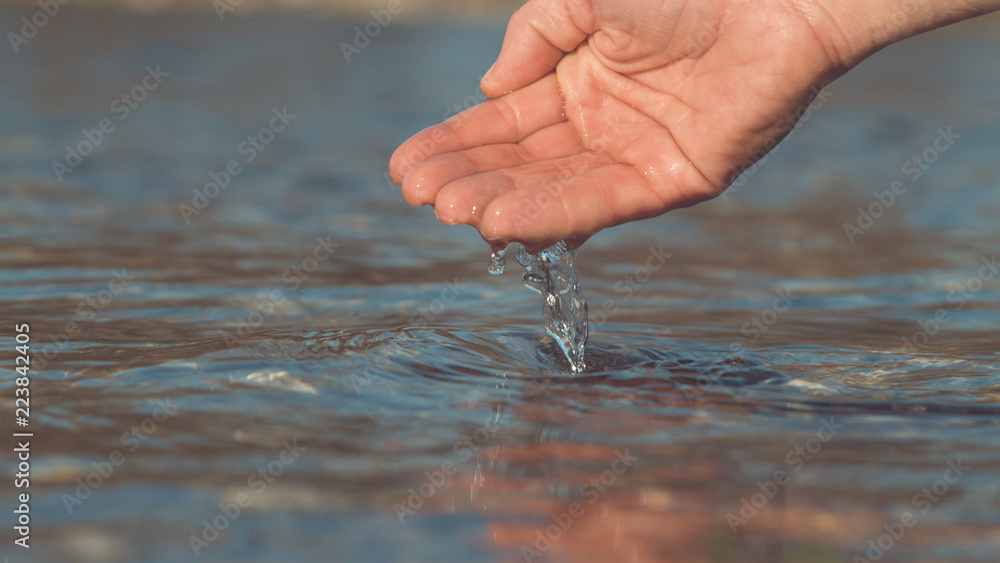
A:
<box><xmin>389</xmin><ymin>73</ymin><xmax>566</xmax><ymax>184</ymax></box>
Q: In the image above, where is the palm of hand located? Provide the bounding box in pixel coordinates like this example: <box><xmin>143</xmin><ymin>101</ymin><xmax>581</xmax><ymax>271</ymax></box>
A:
<box><xmin>389</xmin><ymin>0</ymin><xmax>840</xmax><ymax>250</ymax></box>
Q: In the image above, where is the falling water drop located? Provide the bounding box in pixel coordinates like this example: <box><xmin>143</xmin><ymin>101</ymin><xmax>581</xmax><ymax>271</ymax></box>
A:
<box><xmin>488</xmin><ymin>246</ymin><xmax>507</xmax><ymax>276</ymax></box>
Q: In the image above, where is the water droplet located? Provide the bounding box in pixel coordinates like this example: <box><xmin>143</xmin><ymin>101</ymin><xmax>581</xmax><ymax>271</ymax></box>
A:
<box><xmin>488</xmin><ymin>246</ymin><xmax>507</xmax><ymax>275</ymax></box>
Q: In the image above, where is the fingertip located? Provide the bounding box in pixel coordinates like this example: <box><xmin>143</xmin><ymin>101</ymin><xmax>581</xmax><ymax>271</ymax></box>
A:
<box><xmin>389</xmin><ymin>140</ymin><xmax>422</xmax><ymax>186</ymax></box>
<box><xmin>479</xmin><ymin>201</ymin><xmax>520</xmax><ymax>245</ymax></box>
<box><xmin>478</xmin><ymin>188</ymin><xmax>583</xmax><ymax>252</ymax></box>
<box><xmin>401</xmin><ymin>153</ymin><xmax>482</xmax><ymax>208</ymax></box>
<box><xmin>431</xmin><ymin>199</ymin><xmax>465</xmax><ymax>226</ymax></box>
<box><xmin>433</xmin><ymin>172</ymin><xmax>512</xmax><ymax>228</ymax></box>
<box><xmin>390</xmin><ymin>122</ymin><xmax>456</xmax><ymax>185</ymax></box>
<box><xmin>483</xmin><ymin>235</ymin><xmax>510</xmax><ymax>252</ymax></box>
<box><xmin>479</xmin><ymin>79</ymin><xmax>502</xmax><ymax>101</ymax></box>
<box><xmin>388</xmin><ymin>166</ymin><xmax>407</xmax><ymax>188</ymax></box>
<box><xmin>480</xmin><ymin>61</ymin><xmax>497</xmax><ymax>90</ymax></box>
<box><xmin>479</xmin><ymin>65</ymin><xmax>509</xmax><ymax>100</ymax></box>
<box><xmin>400</xmin><ymin>168</ymin><xmax>436</xmax><ymax>207</ymax></box>
<box><xmin>388</xmin><ymin>148</ymin><xmax>406</xmax><ymax>185</ymax></box>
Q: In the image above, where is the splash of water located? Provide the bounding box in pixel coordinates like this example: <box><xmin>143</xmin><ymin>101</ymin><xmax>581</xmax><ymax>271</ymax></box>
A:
<box><xmin>490</xmin><ymin>242</ymin><xmax>588</xmax><ymax>373</ymax></box>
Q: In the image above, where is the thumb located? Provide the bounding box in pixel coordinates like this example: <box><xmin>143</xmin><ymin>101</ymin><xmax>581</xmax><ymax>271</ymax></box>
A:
<box><xmin>480</xmin><ymin>0</ymin><xmax>595</xmax><ymax>98</ymax></box>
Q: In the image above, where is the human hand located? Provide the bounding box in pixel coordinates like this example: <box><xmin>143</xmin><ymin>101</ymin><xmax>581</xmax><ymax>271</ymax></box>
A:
<box><xmin>388</xmin><ymin>0</ymin><xmax>997</xmax><ymax>252</ymax></box>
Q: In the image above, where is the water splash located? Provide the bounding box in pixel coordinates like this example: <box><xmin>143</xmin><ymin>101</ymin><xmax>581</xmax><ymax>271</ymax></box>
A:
<box><xmin>490</xmin><ymin>241</ymin><xmax>588</xmax><ymax>373</ymax></box>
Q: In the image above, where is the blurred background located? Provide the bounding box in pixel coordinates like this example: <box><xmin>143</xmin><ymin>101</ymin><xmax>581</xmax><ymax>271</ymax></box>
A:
<box><xmin>2</xmin><ymin>0</ymin><xmax>521</xmax><ymax>10</ymax></box>
<box><xmin>1</xmin><ymin>0</ymin><xmax>524</xmax><ymax>14</ymax></box>
<box><xmin>1</xmin><ymin>1</ymin><xmax>999</xmax><ymax>562</ymax></box>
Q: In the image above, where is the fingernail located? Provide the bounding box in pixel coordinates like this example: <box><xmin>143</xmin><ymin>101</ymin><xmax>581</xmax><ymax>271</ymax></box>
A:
<box><xmin>482</xmin><ymin>61</ymin><xmax>497</xmax><ymax>82</ymax></box>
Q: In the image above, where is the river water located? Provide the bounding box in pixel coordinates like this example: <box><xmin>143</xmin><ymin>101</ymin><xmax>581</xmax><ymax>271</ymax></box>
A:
<box><xmin>1</xmin><ymin>6</ymin><xmax>999</xmax><ymax>563</ymax></box>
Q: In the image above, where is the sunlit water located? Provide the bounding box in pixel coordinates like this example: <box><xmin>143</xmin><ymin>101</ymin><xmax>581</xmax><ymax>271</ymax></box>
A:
<box><xmin>1</xmin><ymin>7</ymin><xmax>1000</xmax><ymax>563</ymax></box>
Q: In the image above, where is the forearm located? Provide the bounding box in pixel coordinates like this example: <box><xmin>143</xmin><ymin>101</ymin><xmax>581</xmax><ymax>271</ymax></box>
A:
<box><xmin>799</xmin><ymin>0</ymin><xmax>1000</xmax><ymax>69</ymax></box>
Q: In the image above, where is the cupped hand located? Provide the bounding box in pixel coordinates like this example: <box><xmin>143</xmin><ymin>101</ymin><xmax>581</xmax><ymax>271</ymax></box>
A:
<box><xmin>389</xmin><ymin>0</ymin><xmax>848</xmax><ymax>251</ymax></box>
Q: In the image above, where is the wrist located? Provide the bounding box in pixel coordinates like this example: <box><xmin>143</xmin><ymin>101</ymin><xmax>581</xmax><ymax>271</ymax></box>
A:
<box><xmin>791</xmin><ymin>0</ymin><xmax>1000</xmax><ymax>69</ymax></box>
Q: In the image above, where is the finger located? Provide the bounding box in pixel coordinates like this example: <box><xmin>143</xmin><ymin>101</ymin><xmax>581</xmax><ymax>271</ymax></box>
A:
<box><xmin>400</xmin><ymin>153</ymin><xmax>480</xmax><ymax>207</ymax></box>
<box><xmin>513</xmin><ymin>120</ymin><xmax>585</xmax><ymax>161</ymax></box>
<box><xmin>480</xmin><ymin>0</ymin><xmax>595</xmax><ymax>98</ymax></box>
<box><xmin>389</xmin><ymin>73</ymin><xmax>565</xmax><ymax>183</ymax></box>
<box><xmin>433</xmin><ymin>151</ymin><xmax>616</xmax><ymax>228</ymax></box>
<box><xmin>433</xmin><ymin>171</ymin><xmax>515</xmax><ymax>226</ymax></box>
<box><xmin>478</xmin><ymin>164</ymin><xmax>676</xmax><ymax>248</ymax></box>
<box><xmin>400</xmin><ymin>122</ymin><xmax>585</xmax><ymax>207</ymax></box>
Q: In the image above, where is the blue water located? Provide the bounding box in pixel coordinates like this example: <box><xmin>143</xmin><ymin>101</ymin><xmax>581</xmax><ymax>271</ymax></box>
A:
<box><xmin>1</xmin><ymin>6</ymin><xmax>999</xmax><ymax>563</ymax></box>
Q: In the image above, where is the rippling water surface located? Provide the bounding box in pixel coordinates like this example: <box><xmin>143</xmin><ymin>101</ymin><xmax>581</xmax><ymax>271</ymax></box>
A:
<box><xmin>1</xmin><ymin>7</ymin><xmax>999</xmax><ymax>563</ymax></box>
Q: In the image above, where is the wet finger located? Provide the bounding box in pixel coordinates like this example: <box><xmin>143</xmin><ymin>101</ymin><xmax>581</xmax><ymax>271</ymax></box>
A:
<box><xmin>401</xmin><ymin>121</ymin><xmax>584</xmax><ymax>207</ymax></box>
<box><xmin>478</xmin><ymin>164</ymin><xmax>668</xmax><ymax>248</ymax></box>
<box><xmin>389</xmin><ymin>73</ymin><xmax>565</xmax><ymax>182</ymax></box>
<box><xmin>432</xmin><ymin>151</ymin><xmax>616</xmax><ymax>228</ymax></box>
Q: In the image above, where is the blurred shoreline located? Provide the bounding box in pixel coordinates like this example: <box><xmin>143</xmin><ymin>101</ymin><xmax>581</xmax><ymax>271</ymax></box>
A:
<box><xmin>0</xmin><ymin>0</ymin><xmax>525</xmax><ymax>17</ymax></box>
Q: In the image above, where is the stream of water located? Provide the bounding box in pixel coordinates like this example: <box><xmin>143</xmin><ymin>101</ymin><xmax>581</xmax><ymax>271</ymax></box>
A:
<box><xmin>491</xmin><ymin>242</ymin><xmax>589</xmax><ymax>373</ymax></box>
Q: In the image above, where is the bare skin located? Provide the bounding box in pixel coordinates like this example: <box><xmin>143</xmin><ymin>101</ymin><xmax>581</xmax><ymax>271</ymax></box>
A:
<box><xmin>389</xmin><ymin>0</ymin><xmax>1000</xmax><ymax>252</ymax></box>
